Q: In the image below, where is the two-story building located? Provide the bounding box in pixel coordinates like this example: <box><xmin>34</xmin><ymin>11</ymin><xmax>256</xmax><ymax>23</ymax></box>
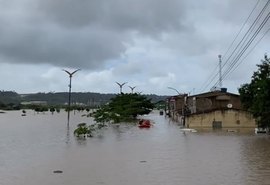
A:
<box><xmin>165</xmin><ymin>94</ymin><xmax>187</xmax><ymax>124</ymax></box>
<box><xmin>167</xmin><ymin>89</ymin><xmax>256</xmax><ymax>129</ymax></box>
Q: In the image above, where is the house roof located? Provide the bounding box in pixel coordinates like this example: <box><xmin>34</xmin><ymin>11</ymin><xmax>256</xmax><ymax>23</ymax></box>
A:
<box><xmin>188</xmin><ymin>91</ymin><xmax>239</xmax><ymax>98</ymax></box>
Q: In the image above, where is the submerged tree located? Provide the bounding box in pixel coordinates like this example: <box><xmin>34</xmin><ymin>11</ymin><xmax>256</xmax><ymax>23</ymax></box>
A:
<box><xmin>91</xmin><ymin>93</ymin><xmax>154</xmax><ymax>123</ymax></box>
<box><xmin>74</xmin><ymin>122</ymin><xmax>108</xmax><ymax>138</ymax></box>
<box><xmin>74</xmin><ymin>123</ymin><xmax>95</xmax><ymax>137</ymax></box>
<box><xmin>239</xmin><ymin>54</ymin><xmax>270</xmax><ymax>128</ymax></box>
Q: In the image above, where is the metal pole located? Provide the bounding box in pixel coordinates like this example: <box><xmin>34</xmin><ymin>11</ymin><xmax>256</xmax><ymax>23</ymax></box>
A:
<box><xmin>129</xmin><ymin>86</ymin><xmax>136</xmax><ymax>93</ymax></box>
<box><xmin>116</xmin><ymin>82</ymin><xmax>127</xmax><ymax>94</ymax></box>
<box><xmin>167</xmin><ymin>87</ymin><xmax>189</xmax><ymax>126</ymax></box>
<box><xmin>68</xmin><ymin>76</ymin><xmax>72</xmax><ymax>121</ymax></box>
<box><xmin>63</xmin><ymin>69</ymin><xmax>80</xmax><ymax>122</ymax></box>
<box><xmin>218</xmin><ymin>55</ymin><xmax>222</xmax><ymax>88</ymax></box>
<box><xmin>167</xmin><ymin>87</ymin><xmax>181</xmax><ymax>95</ymax></box>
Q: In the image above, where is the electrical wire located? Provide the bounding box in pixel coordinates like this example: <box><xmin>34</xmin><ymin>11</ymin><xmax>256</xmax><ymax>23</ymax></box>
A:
<box><xmin>221</xmin><ymin>0</ymin><xmax>269</xmax><ymax>71</ymax></box>
<box><xmin>199</xmin><ymin>0</ymin><xmax>263</xmax><ymax>92</ymax></box>
<box><xmin>213</xmin><ymin>10</ymin><xmax>270</xmax><ymax>87</ymax></box>
<box><xmin>200</xmin><ymin>0</ymin><xmax>270</xmax><ymax>92</ymax></box>
<box><xmin>222</xmin><ymin>0</ymin><xmax>261</xmax><ymax>60</ymax></box>
<box><xmin>230</xmin><ymin>27</ymin><xmax>270</xmax><ymax>75</ymax></box>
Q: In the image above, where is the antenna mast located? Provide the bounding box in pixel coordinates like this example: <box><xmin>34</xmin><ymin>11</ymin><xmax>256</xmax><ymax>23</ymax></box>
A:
<box><xmin>218</xmin><ymin>54</ymin><xmax>222</xmax><ymax>88</ymax></box>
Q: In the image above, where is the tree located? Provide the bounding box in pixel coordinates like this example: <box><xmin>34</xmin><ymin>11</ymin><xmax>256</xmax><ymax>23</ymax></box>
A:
<box><xmin>50</xmin><ymin>107</ymin><xmax>56</xmax><ymax>114</ymax></box>
<box><xmin>74</xmin><ymin>123</ymin><xmax>95</xmax><ymax>137</ymax></box>
<box><xmin>92</xmin><ymin>93</ymin><xmax>154</xmax><ymax>123</ymax></box>
<box><xmin>239</xmin><ymin>54</ymin><xmax>270</xmax><ymax>128</ymax></box>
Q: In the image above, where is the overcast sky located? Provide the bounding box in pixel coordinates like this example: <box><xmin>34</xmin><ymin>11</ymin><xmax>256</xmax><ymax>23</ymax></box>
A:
<box><xmin>0</xmin><ymin>0</ymin><xmax>269</xmax><ymax>95</ymax></box>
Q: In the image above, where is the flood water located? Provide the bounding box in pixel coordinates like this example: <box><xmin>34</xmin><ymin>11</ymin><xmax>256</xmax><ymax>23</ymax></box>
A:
<box><xmin>1</xmin><ymin>110</ymin><xmax>270</xmax><ymax>185</ymax></box>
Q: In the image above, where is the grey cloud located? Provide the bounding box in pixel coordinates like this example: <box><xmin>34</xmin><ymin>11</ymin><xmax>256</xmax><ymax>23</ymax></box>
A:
<box><xmin>37</xmin><ymin>0</ymin><xmax>103</xmax><ymax>28</ymax></box>
<box><xmin>0</xmin><ymin>0</ymin><xmax>188</xmax><ymax>69</ymax></box>
<box><xmin>37</xmin><ymin>0</ymin><xmax>187</xmax><ymax>33</ymax></box>
<box><xmin>0</xmin><ymin>0</ymin><xmax>262</xmax><ymax>71</ymax></box>
<box><xmin>0</xmin><ymin>21</ymin><xmax>126</xmax><ymax>69</ymax></box>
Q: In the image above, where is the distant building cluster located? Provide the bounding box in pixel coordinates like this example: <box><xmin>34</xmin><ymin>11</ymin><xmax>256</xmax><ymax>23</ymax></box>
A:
<box><xmin>21</xmin><ymin>101</ymin><xmax>47</xmax><ymax>105</ymax></box>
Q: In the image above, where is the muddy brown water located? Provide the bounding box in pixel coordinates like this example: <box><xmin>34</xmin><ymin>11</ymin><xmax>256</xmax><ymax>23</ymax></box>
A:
<box><xmin>0</xmin><ymin>110</ymin><xmax>270</xmax><ymax>185</ymax></box>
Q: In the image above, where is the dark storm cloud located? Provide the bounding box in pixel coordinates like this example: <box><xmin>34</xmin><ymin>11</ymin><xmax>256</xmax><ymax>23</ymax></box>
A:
<box><xmin>0</xmin><ymin>0</ymin><xmax>188</xmax><ymax>69</ymax></box>
<box><xmin>0</xmin><ymin>0</ymin><xmax>266</xmax><ymax>94</ymax></box>
<box><xmin>0</xmin><ymin>23</ymin><xmax>125</xmax><ymax>69</ymax></box>
<box><xmin>0</xmin><ymin>0</ymin><xmax>261</xmax><ymax>71</ymax></box>
<box><xmin>37</xmin><ymin>0</ymin><xmax>187</xmax><ymax>32</ymax></box>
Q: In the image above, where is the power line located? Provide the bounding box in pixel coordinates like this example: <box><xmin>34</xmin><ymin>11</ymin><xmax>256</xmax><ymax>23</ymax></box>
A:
<box><xmin>221</xmin><ymin>0</ymin><xmax>269</xmax><ymax>71</ymax></box>
<box><xmin>198</xmin><ymin>64</ymin><xmax>219</xmax><ymax>92</ymax></box>
<box><xmin>230</xmin><ymin>27</ymin><xmax>270</xmax><ymax>75</ymax></box>
<box><xmin>222</xmin><ymin>0</ymin><xmax>261</xmax><ymax>60</ymax></box>
<box><xmin>216</xmin><ymin>12</ymin><xmax>270</xmax><ymax>84</ymax></box>
<box><xmin>213</xmin><ymin>9</ymin><xmax>270</xmax><ymax>87</ymax></box>
<box><xmin>199</xmin><ymin>0</ymin><xmax>263</xmax><ymax>92</ymax></box>
<box><xmin>200</xmin><ymin>0</ymin><xmax>270</xmax><ymax>92</ymax></box>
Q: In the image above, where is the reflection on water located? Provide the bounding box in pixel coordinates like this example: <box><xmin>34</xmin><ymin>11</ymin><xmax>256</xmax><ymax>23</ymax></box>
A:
<box><xmin>0</xmin><ymin>110</ymin><xmax>270</xmax><ymax>185</ymax></box>
<box><xmin>241</xmin><ymin>136</ymin><xmax>270</xmax><ymax>185</ymax></box>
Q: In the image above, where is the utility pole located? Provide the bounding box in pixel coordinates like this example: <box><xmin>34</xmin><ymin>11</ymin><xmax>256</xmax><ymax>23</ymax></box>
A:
<box><xmin>218</xmin><ymin>54</ymin><xmax>222</xmax><ymax>89</ymax></box>
<box><xmin>63</xmin><ymin>69</ymin><xmax>80</xmax><ymax>122</ymax></box>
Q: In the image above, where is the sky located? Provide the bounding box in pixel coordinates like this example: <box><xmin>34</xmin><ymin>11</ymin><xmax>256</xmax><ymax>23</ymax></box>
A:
<box><xmin>0</xmin><ymin>0</ymin><xmax>269</xmax><ymax>96</ymax></box>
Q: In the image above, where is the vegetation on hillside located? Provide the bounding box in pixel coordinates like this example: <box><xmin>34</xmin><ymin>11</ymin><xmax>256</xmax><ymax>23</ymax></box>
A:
<box><xmin>0</xmin><ymin>91</ymin><xmax>167</xmax><ymax>109</ymax></box>
<box><xmin>0</xmin><ymin>91</ymin><xmax>21</xmax><ymax>110</ymax></box>
<box><xmin>239</xmin><ymin>54</ymin><xmax>270</xmax><ymax>128</ymax></box>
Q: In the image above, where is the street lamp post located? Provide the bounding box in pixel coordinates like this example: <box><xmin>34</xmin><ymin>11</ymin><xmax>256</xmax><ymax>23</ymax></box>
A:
<box><xmin>63</xmin><ymin>69</ymin><xmax>80</xmax><ymax>121</ymax></box>
<box><xmin>167</xmin><ymin>87</ymin><xmax>181</xmax><ymax>95</ymax></box>
<box><xmin>128</xmin><ymin>86</ymin><xmax>136</xmax><ymax>93</ymax></box>
<box><xmin>167</xmin><ymin>87</ymin><xmax>187</xmax><ymax>126</ymax></box>
<box><xmin>116</xmin><ymin>82</ymin><xmax>127</xmax><ymax>94</ymax></box>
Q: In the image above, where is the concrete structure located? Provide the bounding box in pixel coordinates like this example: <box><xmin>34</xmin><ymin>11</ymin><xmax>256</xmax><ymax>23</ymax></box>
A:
<box><xmin>186</xmin><ymin>109</ymin><xmax>255</xmax><ymax>128</ymax></box>
<box><xmin>165</xmin><ymin>94</ymin><xmax>187</xmax><ymax>124</ymax></box>
<box><xmin>167</xmin><ymin>89</ymin><xmax>256</xmax><ymax>129</ymax></box>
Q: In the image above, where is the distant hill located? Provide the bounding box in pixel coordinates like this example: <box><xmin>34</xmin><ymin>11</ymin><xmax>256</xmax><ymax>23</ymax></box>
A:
<box><xmin>21</xmin><ymin>92</ymin><xmax>115</xmax><ymax>106</ymax></box>
<box><xmin>1</xmin><ymin>91</ymin><xmax>168</xmax><ymax>106</ymax></box>
<box><xmin>0</xmin><ymin>91</ymin><xmax>21</xmax><ymax>104</ymax></box>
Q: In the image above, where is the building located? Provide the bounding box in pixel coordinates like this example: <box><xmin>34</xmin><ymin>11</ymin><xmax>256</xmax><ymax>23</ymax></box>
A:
<box><xmin>21</xmin><ymin>101</ymin><xmax>47</xmax><ymax>106</ymax></box>
<box><xmin>165</xmin><ymin>94</ymin><xmax>187</xmax><ymax>124</ymax></box>
<box><xmin>167</xmin><ymin>89</ymin><xmax>256</xmax><ymax>129</ymax></box>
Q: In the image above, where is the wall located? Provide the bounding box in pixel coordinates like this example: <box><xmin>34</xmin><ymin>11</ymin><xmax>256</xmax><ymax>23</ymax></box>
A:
<box><xmin>186</xmin><ymin>109</ymin><xmax>256</xmax><ymax>128</ymax></box>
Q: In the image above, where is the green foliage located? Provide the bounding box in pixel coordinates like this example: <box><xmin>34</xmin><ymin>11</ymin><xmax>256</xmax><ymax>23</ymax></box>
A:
<box><xmin>0</xmin><ymin>91</ymin><xmax>168</xmax><ymax>109</ymax></box>
<box><xmin>21</xmin><ymin>92</ymin><xmax>115</xmax><ymax>106</ymax></box>
<box><xmin>0</xmin><ymin>91</ymin><xmax>20</xmax><ymax>105</ymax></box>
<box><xmin>34</xmin><ymin>106</ymin><xmax>49</xmax><ymax>113</ymax></box>
<box><xmin>239</xmin><ymin>55</ymin><xmax>270</xmax><ymax>128</ymax></box>
<box><xmin>73</xmin><ymin>122</ymin><xmax>107</xmax><ymax>137</ymax></box>
<box><xmin>56</xmin><ymin>108</ymin><xmax>60</xmax><ymax>113</ymax></box>
<box><xmin>154</xmin><ymin>100</ymin><xmax>166</xmax><ymax>110</ymax></box>
<box><xmin>0</xmin><ymin>96</ymin><xmax>21</xmax><ymax>110</ymax></box>
<box><xmin>74</xmin><ymin>123</ymin><xmax>93</xmax><ymax>137</ymax></box>
<box><xmin>92</xmin><ymin>93</ymin><xmax>154</xmax><ymax>123</ymax></box>
<box><xmin>49</xmin><ymin>107</ymin><xmax>56</xmax><ymax>114</ymax></box>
